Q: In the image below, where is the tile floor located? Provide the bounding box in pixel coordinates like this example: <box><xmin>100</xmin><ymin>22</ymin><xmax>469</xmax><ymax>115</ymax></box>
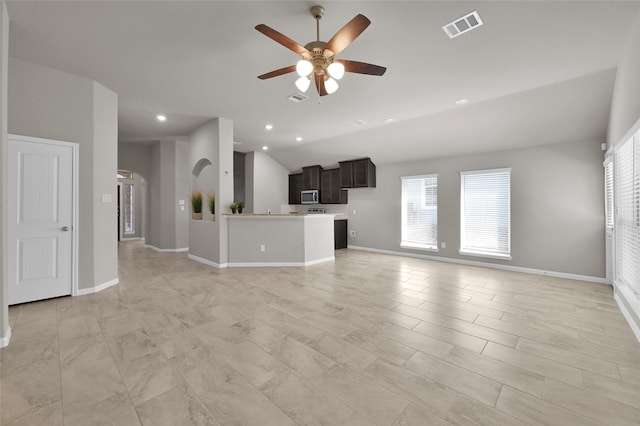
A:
<box><xmin>2</xmin><ymin>240</ymin><xmax>640</xmax><ymax>425</ymax></box>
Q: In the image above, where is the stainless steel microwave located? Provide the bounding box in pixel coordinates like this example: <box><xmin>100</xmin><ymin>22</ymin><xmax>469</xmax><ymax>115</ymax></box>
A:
<box><xmin>301</xmin><ymin>190</ymin><xmax>319</xmax><ymax>204</ymax></box>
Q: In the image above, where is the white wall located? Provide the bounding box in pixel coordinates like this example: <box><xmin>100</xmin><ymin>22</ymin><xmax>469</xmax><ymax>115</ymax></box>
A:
<box><xmin>245</xmin><ymin>151</ymin><xmax>289</xmax><ymax>214</ymax></box>
<box><xmin>8</xmin><ymin>57</ymin><xmax>118</xmax><ymax>291</ymax></box>
<box><xmin>348</xmin><ymin>139</ymin><xmax>605</xmax><ymax>279</ymax></box>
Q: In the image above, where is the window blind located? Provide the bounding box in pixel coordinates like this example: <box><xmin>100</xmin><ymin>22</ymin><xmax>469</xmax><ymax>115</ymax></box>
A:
<box><xmin>604</xmin><ymin>159</ymin><xmax>614</xmax><ymax>229</ymax></box>
<box><xmin>615</xmin><ymin>135</ymin><xmax>640</xmax><ymax>295</ymax></box>
<box><xmin>460</xmin><ymin>168</ymin><xmax>511</xmax><ymax>258</ymax></box>
<box><xmin>401</xmin><ymin>174</ymin><xmax>437</xmax><ymax>250</ymax></box>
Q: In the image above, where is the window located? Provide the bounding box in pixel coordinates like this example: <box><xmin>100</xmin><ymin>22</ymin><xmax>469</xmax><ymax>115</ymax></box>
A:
<box><xmin>401</xmin><ymin>174</ymin><xmax>438</xmax><ymax>250</ymax></box>
<box><xmin>460</xmin><ymin>168</ymin><xmax>511</xmax><ymax>259</ymax></box>
<box><xmin>123</xmin><ymin>183</ymin><xmax>135</xmax><ymax>235</ymax></box>
<box><xmin>614</xmin><ymin>134</ymin><xmax>639</xmax><ymax>295</ymax></box>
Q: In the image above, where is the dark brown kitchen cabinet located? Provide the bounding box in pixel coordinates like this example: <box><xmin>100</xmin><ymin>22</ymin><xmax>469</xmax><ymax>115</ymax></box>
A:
<box><xmin>339</xmin><ymin>158</ymin><xmax>376</xmax><ymax>188</ymax></box>
<box><xmin>288</xmin><ymin>173</ymin><xmax>303</xmax><ymax>204</ymax></box>
<box><xmin>334</xmin><ymin>219</ymin><xmax>348</xmax><ymax>249</ymax></box>
<box><xmin>302</xmin><ymin>165</ymin><xmax>322</xmax><ymax>190</ymax></box>
<box><xmin>321</xmin><ymin>168</ymin><xmax>348</xmax><ymax>204</ymax></box>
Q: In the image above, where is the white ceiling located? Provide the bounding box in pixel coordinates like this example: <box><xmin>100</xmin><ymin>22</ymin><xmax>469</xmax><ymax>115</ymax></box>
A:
<box><xmin>6</xmin><ymin>1</ymin><xmax>640</xmax><ymax>171</ymax></box>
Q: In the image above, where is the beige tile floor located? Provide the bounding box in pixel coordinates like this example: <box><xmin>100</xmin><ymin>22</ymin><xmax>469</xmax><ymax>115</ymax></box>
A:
<box><xmin>2</xmin><ymin>240</ymin><xmax>640</xmax><ymax>425</ymax></box>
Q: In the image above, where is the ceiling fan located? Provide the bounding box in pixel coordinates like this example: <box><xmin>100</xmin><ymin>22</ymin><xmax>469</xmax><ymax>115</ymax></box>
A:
<box><xmin>256</xmin><ymin>5</ymin><xmax>386</xmax><ymax>96</ymax></box>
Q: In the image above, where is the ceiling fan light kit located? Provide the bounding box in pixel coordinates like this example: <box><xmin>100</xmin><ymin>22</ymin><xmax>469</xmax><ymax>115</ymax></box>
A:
<box><xmin>256</xmin><ymin>5</ymin><xmax>386</xmax><ymax>96</ymax></box>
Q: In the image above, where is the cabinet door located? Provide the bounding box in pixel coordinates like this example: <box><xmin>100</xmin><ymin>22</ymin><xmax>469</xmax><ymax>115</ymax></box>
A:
<box><xmin>320</xmin><ymin>170</ymin><xmax>332</xmax><ymax>203</ymax></box>
<box><xmin>339</xmin><ymin>161</ymin><xmax>354</xmax><ymax>188</ymax></box>
<box><xmin>288</xmin><ymin>173</ymin><xmax>303</xmax><ymax>204</ymax></box>
<box><xmin>353</xmin><ymin>159</ymin><xmax>369</xmax><ymax>187</ymax></box>
<box><xmin>302</xmin><ymin>165</ymin><xmax>322</xmax><ymax>190</ymax></box>
<box><xmin>334</xmin><ymin>220</ymin><xmax>348</xmax><ymax>249</ymax></box>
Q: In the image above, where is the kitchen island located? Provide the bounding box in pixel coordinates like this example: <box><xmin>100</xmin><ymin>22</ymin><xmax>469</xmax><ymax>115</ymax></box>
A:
<box><xmin>225</xmin><ymin>213</ymin><xmax>335</xmax><ymax>266</ymax></box>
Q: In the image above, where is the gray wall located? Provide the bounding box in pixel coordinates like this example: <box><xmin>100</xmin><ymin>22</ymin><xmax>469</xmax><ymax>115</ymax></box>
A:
<box><xmin>8</xmin><ymin>57</ymin><xmax>118</xmax><ymax>290</ymax></box>
<box><xmin>348</xmin><ymin>139</ymin><xmax>605</xmax><ymax>278</ymax></box>
<box><xmin>118</xmin><ymin>143</ymin><xmax>152</xmax><ymax>241</ymax></box>
<box><xmin>245</xmin><ymin>151</ymin><xmax>289</xmax><ymax>214</ymax></box>
<box><xmin>189</xmin><ymin>118</ymin><xmax>234</xmax><ymax>265</ymax></box>
<box><xmin>0</xmin><ymin>1</ymin><xmax>9</xmax><ymax>344</ymax></box>
<box><xmin>127</xmin><ymin>139</ymin><xmax>189</xmax><ymax>251</ymax></box>
<box><xmin>608</xmin><ymin>10</ymin><xmax>640</xmax><ymax>146</ymax></box>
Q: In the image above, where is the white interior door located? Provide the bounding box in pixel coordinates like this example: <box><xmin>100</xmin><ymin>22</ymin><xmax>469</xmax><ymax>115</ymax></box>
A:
<box><xmin>8</xmin><ymin>136</ymin><xmax>74</xmax><ymax>305</ymax></box>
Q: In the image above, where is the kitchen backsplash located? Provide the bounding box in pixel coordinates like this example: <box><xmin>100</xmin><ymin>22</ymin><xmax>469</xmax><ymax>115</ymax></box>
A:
<box><xmin>281</xmin><ymin>204</ymin><xmax>349</xmax><ymax>217</ymax></box>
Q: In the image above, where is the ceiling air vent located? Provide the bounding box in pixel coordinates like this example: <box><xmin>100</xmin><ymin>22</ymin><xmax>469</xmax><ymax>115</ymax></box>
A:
<box><xmin>286</xmin><ymin>92</ymin><xmax>309</xmax><ymax>103</ymax></box>
<box><xmin>350</xmin><ymin>119</ymin><xmax>367</xmax><ymax>127</ymax></box>
<box><xmin>443</xmin><ymin>11</ymin><xmax>483</xmax><ymax>39</ymax></box>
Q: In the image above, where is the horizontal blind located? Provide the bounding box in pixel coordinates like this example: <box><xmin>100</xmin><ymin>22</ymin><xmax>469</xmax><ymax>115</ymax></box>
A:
<box><xmin>604</xmin><ymin>160</ymin><xmax>614</xmax><ymax>229</ymax></box>
<box><xmin>461</xmin><ymin>168</ymin><xmax>511</xmax><ymax>256</ymax></box>
<box><xmin>401</xmin><ymin>174</ymin><xmax>437</xmax><ymax>249</ymax></box>
<box><xmin>615</xmin><ymin>135</ymin><xmax>639</xmax><ymax>294</ymax></box>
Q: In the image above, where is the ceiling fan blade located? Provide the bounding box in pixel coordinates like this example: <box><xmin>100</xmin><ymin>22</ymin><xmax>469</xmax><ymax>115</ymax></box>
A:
<box><xmin>324</xmin><ymin>14</ymin><xmax>371</xmax><ymax>56</ymax></box>
<box><xmin>314</xmin><ymin>74</ymin><xmax>328</xmax><ymax>96</ymax></box>
<box><xmin>341</xmin><ymin>60</ymin><xmax>387</xmax><ymax>76</ymax></box>
<box><xmin>258</xmin><ymin>65</ymin><xmax>297</xmax><ymax>80</ymax></box>
<box><xmin>255</xmin><ymin>24</ymin><xmax>310</xmax><ymax>56</ymax></box>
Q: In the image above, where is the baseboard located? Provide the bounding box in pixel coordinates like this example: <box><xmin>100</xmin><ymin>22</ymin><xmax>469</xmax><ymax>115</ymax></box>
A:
<box><xmin>120</xmin><ymin>237</ymin><xmax>143</xmax><ymax>241</ymax></box>
<box><xmin>613</xmin><ymin>284</ymin><xmax>640</xmax><ymax>343</ymax></box>
<box><xmin>347</xmin><ymin>245</ymin><xmax>607</xmax><ymax>284</ymax></box>
<box><xmin>76</xmin><ymin>278</ymin><xmax>119</xmax><ymax>296</ymax></box>
<box><xmin>144</xmin><ymin>244</ymin><xmax>189</xmax><ymax>253</ymax></box>
<box><xmin>227</xmin><ymin>256</ymin><xmax>335</xmax><ymax>268</ymax></box>
<box><xmin>0</xmin><ymin>325</ymin><xmax>12</xmax><ymax>348</ymax></box>
<box><xmin>188</xmin><ymin>253</ymin><xmax>228</xmax><ymax>269</ymax></box>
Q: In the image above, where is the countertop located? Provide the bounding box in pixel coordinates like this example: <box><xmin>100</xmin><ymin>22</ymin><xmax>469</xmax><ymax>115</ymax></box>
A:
<box><xmin>223</xmin><ymin>213</ymin><xmax>348</xmax><ymax>220</ymax></box>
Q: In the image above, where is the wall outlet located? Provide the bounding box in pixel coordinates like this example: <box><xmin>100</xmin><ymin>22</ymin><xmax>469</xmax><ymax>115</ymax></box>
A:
<box><xmin>352</xmin><ymin>209</ymin><xmax>357</xmax><ymax>215</ymax></box>
<box><xmin>260</xmin><ymin>244</ymin><xmax>266</xmax><ymax>252</ymax></box>
<box><xmin>349</xmin><ymin>230</ymin><xmax>357</xmax><ymax>239</ymax></box>
<box><xmin>441</xmin><ymin>241</ymin><xmax>446</xmax><ymax>249</ymax></box>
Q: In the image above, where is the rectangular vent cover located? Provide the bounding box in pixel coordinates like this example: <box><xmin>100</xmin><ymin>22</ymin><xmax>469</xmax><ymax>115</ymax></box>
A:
<box><xmin>443</xmin><ymin>11</ymin><xmax>483</xmax><ymax>39</ymax></box>
<box><xmin>286</xmin><ymin>92</ymin><xmax>309</xmax><ymax>103</ymax></box>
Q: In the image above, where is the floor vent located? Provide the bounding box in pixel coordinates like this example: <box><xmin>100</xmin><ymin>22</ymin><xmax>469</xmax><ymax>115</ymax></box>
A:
<box><xmin>286</xmin><ymin>92</ymin><xmax>309</xmax><ymax>103</ymax></box>
<box><xmin>443</xmin><ymin>10</ymin><xmax>483</xmax><ymax>39</ymax></box>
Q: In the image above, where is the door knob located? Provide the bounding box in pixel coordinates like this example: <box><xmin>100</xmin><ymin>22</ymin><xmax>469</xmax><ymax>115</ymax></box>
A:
<box><xmin>61</xmin><ymin>226</ymin><xmax>70</xmax><ymax>232</ymax></box>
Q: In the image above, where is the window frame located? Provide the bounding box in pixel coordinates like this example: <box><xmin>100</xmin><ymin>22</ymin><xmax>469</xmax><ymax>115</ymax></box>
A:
<box><xmin>400</xmin><ymin>173</ymin><xmax>439</xmax><ymax>252</ymax></box>
<box><xmin>459</xmin><ymin>167</ymin><xmax>512</xmax><ymax>260</ymax></box>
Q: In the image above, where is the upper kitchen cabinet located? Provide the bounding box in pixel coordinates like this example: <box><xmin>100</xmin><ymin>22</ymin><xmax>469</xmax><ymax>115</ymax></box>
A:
<box><xmin>339</xmin><ymin>158</ymin><xmax>376</xmax><ymax>188</ymax></box>
<box><xmin>302</xmin><ymin>165</ymin><xmax>322</xmax><ymax>190</ymax></box>
<box><xmin>288</xmin><ymin>173</ymin><xmax>303</xmax><ymax>204</ymax></box>
<box><xmin>321</xmin><ymin>168</ymin><xmax>348</xmax><ymax>204</ymax></box>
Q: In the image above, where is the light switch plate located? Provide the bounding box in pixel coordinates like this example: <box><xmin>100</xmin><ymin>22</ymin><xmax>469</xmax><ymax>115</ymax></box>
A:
<box><xmin>102</xmin><ymin>194</ymin><xmax>112</xmax><ymax>203</ymax></box>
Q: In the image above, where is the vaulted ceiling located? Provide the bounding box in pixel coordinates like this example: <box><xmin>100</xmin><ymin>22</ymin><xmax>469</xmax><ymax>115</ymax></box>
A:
<box><xmin>6</xmin><ymin>1</ymin><xmax>640</xmax><ymax>170</ymax></box>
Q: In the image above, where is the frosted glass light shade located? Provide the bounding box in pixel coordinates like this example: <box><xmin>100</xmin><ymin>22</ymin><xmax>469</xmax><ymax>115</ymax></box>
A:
<box><xmin>325</xmin><ymin>77</ymin><xmax>339</xmax><ymax>94</ymax></box>
<box><xmin>296</xmin><ymin>59</ymin><xmax>313</xmax><ymax>77</ymax></box>
<box><xmin>295</xmin><ymin>76</ymin><xmax>311</xmax><ymax>92</ymax></box>
<box><xmin>327</xmin><ymin>62</ymin><xmax>345</xmax><ymax>80</ymax></box>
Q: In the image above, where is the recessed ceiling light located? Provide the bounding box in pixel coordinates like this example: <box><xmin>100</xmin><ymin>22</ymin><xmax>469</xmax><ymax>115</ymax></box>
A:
<box><xmin>384</xmin><ymin>118</ymin><xmax>395</xmax><ymax>124</ymax></box>
<box><xmin>296</xmin><ymin>137</ymin><xmax>303</xmax><ymax>142</ymax></box>
<box><xmin>455</xmin><ymin>99</ymin><xmax>469</xmax><ymax>105</ymax></box>
<box><xmin>156</xmin><ymin>114</ymin><xmax>167</xmax><ymax>122</ymax></box>
<box><xmin>262</xmin><ymin>146</ymin><xmax>269</xmax><ymax>150</ymax></box>
<box><xmin>265</xmin><ymin>124</ymin><xmax>273</xmax><ymax>130</ymax></box>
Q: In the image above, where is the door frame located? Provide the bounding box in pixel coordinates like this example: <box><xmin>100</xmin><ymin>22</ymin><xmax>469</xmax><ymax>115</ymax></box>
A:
<box><xmin>8</xmin><ymin>134</ymin><xmax>79</xmax><ymax>298</ymax></box>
